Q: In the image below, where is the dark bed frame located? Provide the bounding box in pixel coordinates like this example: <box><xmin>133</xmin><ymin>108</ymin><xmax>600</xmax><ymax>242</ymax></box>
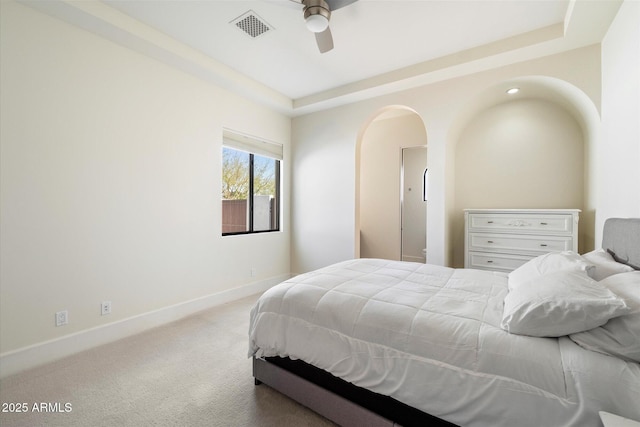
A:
<box><xmin>253</xmin><ymin>356</ymin><xmax>456</xmax><ymax>427</ymax></box>
<box><xmin>252</xmin><ymin>218</ymin><xmax>640</xmax><ymax>426</ymax></box>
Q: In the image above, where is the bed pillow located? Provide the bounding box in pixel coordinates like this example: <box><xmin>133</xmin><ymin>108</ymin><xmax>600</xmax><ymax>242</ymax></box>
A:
<box><xmin>501</xmin><ymin>269</ymin><xmax>630</xmax><ymax>337</ymax></box>
<box><xmin>569</xmin><ymin>271</ymin><xmax>640</xmax><ymax>362</ymax></box>
<box><xmin>581</xmin><ymin>249</ymin><xmax>635</xmax><ymax>281</ymax></box>
<box><xmin>508</xmin><ymin>251</ymin><xmax>594</xmax><ymax>290</ymax></box>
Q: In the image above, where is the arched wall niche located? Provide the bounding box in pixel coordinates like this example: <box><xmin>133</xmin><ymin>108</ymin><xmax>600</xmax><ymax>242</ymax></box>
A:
<box><xmin>355</xmin><ymin>105</ymin><xmax>428</xmax><ymax>260</ymax></box>
<box><xmin>445</xmin><ymin>76</ymin><xmax>601</xmax><ymax>267</ymax></box>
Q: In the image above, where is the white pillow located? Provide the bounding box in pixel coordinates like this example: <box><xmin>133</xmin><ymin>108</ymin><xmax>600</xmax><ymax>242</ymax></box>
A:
<box><xmin>581</xmin><ymin>249</ymin><xmax>635</xmax><ymax>281</ymax></box>
<box><xmin>501</xmin><ymin>270</ymin><xmax>630</xmax><ymax>337</ymax></box>
<box><xmin>508</xmin><ymin>251</ymin><xmax>594</xmax><ymax>291</ymax></box>
<box><xmin>569</xmin><ymin>271</ymin><xmax>640</xmax><ymax>362</ymax></box>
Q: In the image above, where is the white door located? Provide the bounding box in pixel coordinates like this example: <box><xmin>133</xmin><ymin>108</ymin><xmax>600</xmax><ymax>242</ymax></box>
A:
<box><xmin>401</xmin><ymin>147</ymin><xmax>427</xmax><ymax>262</ymax></box>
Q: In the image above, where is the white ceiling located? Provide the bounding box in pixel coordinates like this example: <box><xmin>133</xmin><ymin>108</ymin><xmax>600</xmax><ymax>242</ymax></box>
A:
<box><xmin>102</xmin><ymin>0</ymin><xmax>569</xmax><ymax>99</ymax></box>
<box><xmin>22</xmin><ymin>0</ymin><xmax>623</xmax><ymax>116</ymax></box>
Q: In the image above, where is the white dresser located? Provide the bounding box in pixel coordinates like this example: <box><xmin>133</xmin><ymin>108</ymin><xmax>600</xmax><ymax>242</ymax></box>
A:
<box><xmin>464</xmin><ymin>209</ymin><xmax>580</xmax><ymax>272</ymax></box>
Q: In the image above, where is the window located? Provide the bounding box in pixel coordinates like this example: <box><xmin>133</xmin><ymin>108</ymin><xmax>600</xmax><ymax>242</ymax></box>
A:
<box><xmin>222</xmin><ymin>130</ymin><xmax>282</xmax><ymax>235</ymax></box>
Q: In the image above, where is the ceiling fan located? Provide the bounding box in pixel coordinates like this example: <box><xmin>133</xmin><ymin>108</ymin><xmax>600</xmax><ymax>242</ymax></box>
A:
<box><xmin>289</xmin><ymin>0</ymin><xmax>359</xmax><ymax>53</ymax></box>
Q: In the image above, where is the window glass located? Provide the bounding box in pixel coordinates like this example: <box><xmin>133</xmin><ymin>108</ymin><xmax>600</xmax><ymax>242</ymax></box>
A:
<box><xmin>252</xmin><ymin>154</ymin><xmax>278</xmax><ymax>232</ymax></box>
<box><xmin>222</xmin><ymin>147</ymin><xmax>250</xmax><ymax>234</ymax></box>
<box><xmin>222</xmin><ymin>141</ymin><xmax>280</xmax><ymax>235</ymax></box>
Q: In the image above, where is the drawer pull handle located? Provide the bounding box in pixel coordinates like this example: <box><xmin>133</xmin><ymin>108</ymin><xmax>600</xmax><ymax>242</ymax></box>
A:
<box><xmin>487</xmin><ymin>241</ymin><xmax>494</xmax><ymax>244</ymax></box>
<box><xmin>540</xmin><ymin>222</ymin><xmax>548</xmax><ymax>225</ymax></box>
<box><xmin>487</xmin><ymin>260</ymin><xmax>494</xmax><ymax>264</ymax></box>
<box><xmin>487</xmin><ymin>221</ymin><xmax>494</xmax><ymax>224</ymax></box>
<box><xmin>540</xmin><ymin>244</ymin><xmax>548</xmax><ymax>247</ymax></box>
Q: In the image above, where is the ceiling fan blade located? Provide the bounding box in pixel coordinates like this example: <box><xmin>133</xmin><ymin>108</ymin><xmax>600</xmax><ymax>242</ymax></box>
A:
<box><xmin>264</xmin><ymin>0</ymin><xmax>303</xmax><ymax>9</ymax></box>
<box><xmin>315</xmin><ymin>27</ymin><xmax>334</xmax><ymax>53</ymax></box>
<box><xmin>325</xmin><ymin>0</ymin><xmax>358</xmax><ymax>11</ymax></box>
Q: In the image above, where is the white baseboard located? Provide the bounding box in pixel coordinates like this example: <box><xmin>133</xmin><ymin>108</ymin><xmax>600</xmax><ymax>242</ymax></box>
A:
<box><xmin>0</xmin><ymin>275</ymin><xmax>289</xmax><ymax>378</ymax></box>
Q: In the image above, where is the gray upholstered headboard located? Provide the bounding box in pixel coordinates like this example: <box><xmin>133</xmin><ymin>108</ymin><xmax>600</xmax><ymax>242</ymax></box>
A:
<box><xmin>602</xmin><ymin>218</ymin><xmax>640</xmax><ymax>270</ymax></box>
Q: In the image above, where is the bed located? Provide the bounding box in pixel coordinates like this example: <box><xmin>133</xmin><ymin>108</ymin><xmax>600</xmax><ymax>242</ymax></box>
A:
<box><xmin>249</xmin><ymin>218</ymin><xmax>640</xmax><ymax>426</ymax></box>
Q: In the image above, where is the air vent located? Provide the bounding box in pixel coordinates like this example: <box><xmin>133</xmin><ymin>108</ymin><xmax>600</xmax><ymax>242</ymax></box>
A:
<box><xmin>231</xmin><ymin>10</ymin><xmax>273</xmax><ymax>38</ymax></box>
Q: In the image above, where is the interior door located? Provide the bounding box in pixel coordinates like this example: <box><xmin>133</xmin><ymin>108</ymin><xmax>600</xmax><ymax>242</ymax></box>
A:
<box><xmin>401</xmin><ymin>146</ymin><xmax>427</xmax><ymax>262</ymax></box>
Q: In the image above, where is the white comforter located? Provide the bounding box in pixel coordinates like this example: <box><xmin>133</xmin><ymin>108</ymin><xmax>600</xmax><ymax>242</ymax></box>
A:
<box><xmin>248</xmin><ymin>259</ymin><xmax>640</xmax><ymax>426</ymax></box>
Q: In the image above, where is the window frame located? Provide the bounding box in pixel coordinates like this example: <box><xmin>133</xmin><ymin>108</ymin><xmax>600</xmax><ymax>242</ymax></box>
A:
<box><xmin>221</xmin><ymin>130</ymin><xmax>282</xmax><ymax>236</ymax></box>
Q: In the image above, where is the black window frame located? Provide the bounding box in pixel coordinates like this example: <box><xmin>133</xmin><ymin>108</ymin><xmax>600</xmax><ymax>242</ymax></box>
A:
<box><xmin>221</xmin><ymin>146</ymin><xmax>281</xmax><ymax>236</ymax></box>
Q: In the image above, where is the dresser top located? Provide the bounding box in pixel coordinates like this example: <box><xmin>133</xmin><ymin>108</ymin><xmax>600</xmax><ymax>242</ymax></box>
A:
<box><xmin>464</xmin><ymin>209</ymin><xmax>581</xmax><ymax>213</ymax></box>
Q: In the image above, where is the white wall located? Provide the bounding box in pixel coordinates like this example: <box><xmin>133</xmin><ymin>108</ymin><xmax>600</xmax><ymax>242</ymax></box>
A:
<box><xmin>597</xmin><ymin>0</ymin><xmax>640</xmax><ymax>243</ymax></box>
<box><xmin>0</xmin><ymin>1</ymin><xmax>290</xmax><ymax>358</ymax></box>
<box><xmin>292</xmin><ymin>45</ymin><xmax>603</xmax><ymax>274</ymax></box>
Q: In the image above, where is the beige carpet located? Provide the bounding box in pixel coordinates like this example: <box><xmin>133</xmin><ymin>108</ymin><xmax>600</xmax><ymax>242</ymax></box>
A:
<box><xmin>0</xmin><ymin>294</ymin><xmax>336</xmax><ymax>427</ymax></box>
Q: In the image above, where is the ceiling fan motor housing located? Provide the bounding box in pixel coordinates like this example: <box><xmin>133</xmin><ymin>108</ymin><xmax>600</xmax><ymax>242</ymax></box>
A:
<box><xmin>304</xmin><ymin>0</ymin><xmax>331</xmax><ymax>32</ymax></box>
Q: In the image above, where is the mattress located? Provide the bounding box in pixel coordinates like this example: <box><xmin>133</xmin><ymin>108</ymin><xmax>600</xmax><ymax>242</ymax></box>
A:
<box><xmin>249</xmin><ymin>258</ymin><xmax>640</xmax><ymax>426</ymax></box>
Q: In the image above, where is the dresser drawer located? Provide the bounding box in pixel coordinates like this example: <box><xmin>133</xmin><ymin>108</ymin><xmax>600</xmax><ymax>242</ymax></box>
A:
<box><xmin>468</xmin><ymin>252</ymin><xmax>532</xmax><ymax>272</ymax></box>
<box><xmin>464</xmin><ymin>209</ymin><xmax>580</xmax><ymax>272</ymax></box>
<box><xmin>467</xmin><ymin>213</ymin><xmax>574</xmax><ymax>235</ymax></box>
<box><xmin>468</xmin><ymin>233</ymin><xmax>573</xmax><ymax>255</ymax></box>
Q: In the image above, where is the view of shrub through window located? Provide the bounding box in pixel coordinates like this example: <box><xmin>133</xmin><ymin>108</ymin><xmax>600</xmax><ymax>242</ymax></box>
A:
<box><xmin>222</xmin><ymin>146</ymin><xmax>280</xmax><ymax>235</ymax></box>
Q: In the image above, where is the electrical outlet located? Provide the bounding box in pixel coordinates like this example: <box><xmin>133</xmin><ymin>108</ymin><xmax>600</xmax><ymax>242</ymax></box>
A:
<box><xmin>55</xmin><ymin>310</ymin><xmax>68</xmax><ymax>327</ymax></box>
<box><xmin>101</xmin><ymin>301</ymin><xmax>111</xmax><ymax>316</ymax></box>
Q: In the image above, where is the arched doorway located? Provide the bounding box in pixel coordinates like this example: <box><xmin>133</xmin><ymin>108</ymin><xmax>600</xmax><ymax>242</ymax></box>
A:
<box><xmin>355</xmin><ymin>106</ymin><xmax>428</xmax><ymax>261</ymax></box>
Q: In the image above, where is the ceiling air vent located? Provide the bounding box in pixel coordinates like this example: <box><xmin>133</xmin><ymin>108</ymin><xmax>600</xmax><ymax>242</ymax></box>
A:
<box><xmin>231</xmin><ymin>10</ymin><xmax>273</xmax><ymax>38</ymax></box>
